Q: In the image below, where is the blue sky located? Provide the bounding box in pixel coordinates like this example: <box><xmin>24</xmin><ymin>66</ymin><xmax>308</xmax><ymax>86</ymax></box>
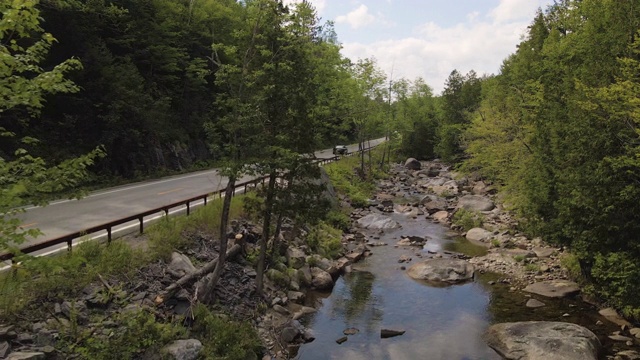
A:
<box><xmin>285</xmin><ymin>0</ymin><xmax>555</xmax><ymax>94</ymax></box>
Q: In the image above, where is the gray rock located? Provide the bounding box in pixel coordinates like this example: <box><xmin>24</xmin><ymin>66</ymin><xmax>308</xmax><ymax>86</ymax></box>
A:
<box><xmin>526</xmin><ymin>299</ymin><xmax>546</xmax><ymax>308</ymax></box>
<box><xmin>297</xmin><ymin>265</ymin><xmax>313</xmax><ymax>287</ymax></box>
<box><xmin>168</xmin><ymin>252</ymin><xmax>196</xmax><ymax>278</ymax></box>
<box><xmin>310</xmin><ymin>267</ymin><xmax>333</xmax><ymax>290</ymax></box>
<box><xmin>616</xmin><ymin>350</ymin><xmax>640</xmax><ymax>360</ymax></box>
<box><xmin>466</xmin><ymin>228</ymin><xmax>493</xmax><ymax>243</ymax></box>
<box><xmin>523</xmin><ymin>280</ymin><xmax>580</xmax><ymax>298</ymax></box>
<box><xmin>458</xmin><ymin>195</ymin><xmax>495</xmax><ymax>212</ymax></box>
<box><xmin>599</xmin><ymin>308</ymin><xmax>632</xmax><ymax>327</ymax></box>
<box><xmin>286</xmin><ymin>247</ymin><xmax>306</xmax><ymax>269</ymax></box>
<box><xmin>485</xmin><ymin>321</ymin><xmax>600</xmax><ymax>360</ymax></box>
<box><xmin>432</xmin><ymin>211</ymin><xmax>449</xmax><ymax>222</ymax></box>
<box><xmin>420</xmin><ymin>195</ymin><xmax>447</xmax><ymax>213</ymax></box>
<box><xmin>404</xmin><ymin>158</ymin><xmax>421</xmax><ymax>170</ymax></box>
<box><xmin>273</xmin><ymin>304</ymin><xmax>290</xmax><ymax>315</ymax></box>
<box><xmin>0</xmin><ymin>341</ymin><xmax>9</xmax><ymax>358</ymax></box>
<box><xmin>61</xmin><ymin>301</ymin><xmax>89</xmax><ymax>324</ymax></box>
<box><xmin>406</xmin><ymin>258</ymin><xmax>475</xmax><ymax>284</ymax></box>
<box><xmin>356</xmin><ymin>213</ymin><xmax>401</xmax><ymax>230</ymax></box>
<box><xmin>609</xmin><ymin>334</ymin><xmax>633</xmax><ymax>342</ymax></box>
<box><xmin>6</xmin><ymin>352</ymin><xmax>45</xmax><ymax>360</ymax></box>
<box><xmin>287</xmin><ymin>291</ymin><xmax>305</xmax><ymax>304</ymax></box>
<box><xmin>163</xmin><ymin>339</ymin><xmax>203</xmax><ymax>360</ymax></box>
<box><xmin>532</xmin><ymin>247</ymin><xmax>555</xmax><ymax>258</ymax></box>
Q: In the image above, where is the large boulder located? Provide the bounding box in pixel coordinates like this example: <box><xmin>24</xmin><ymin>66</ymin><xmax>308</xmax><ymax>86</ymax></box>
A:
<box><xmin>484</xmin><ymin>321</ymin><xmax>600</xmax><ymax>360</ymax></box>
<box><xmin>523</xmin><ymin>280</ymin><xmax>580</xmax><ymax>298</ymax></box>
<box><xmin>406</xmin><ymin>258</ymin><xmax>475</xmax><ymax>284</ymax></box>
<box><xmin>405</xmin><ymin>158</ymin><xmax>421</xmax><ymax>170</ymax></box>
<box><xmin>458</xmin><ymin>195</ymin><xmax>495</xmax><ymax>212</ymax></box>
<box><xmin>286</xmin><ymin>247</ymin><xmax>306</xmax><ymax>269</ymax></box>
<box><xmin>163</xmin><ymin>339</ymin><xmax>203</xmax><ymax>360</ymax></box>
<box><xmin>6</xmin><ymin>353</ymin><xmax>45</xmax><ymax>360</ymax></box>
<box><xmin>356</xmin><ymin>213</ymin><xmax>401</xmax><ymax>230</ymax></box>
<box><xmin>420</xmin><ymin>195</ymin><xmax>448</xmax><ymax>213</ymax></box>
<box><xmin>310</xmin><ymin>267</ymin><xmax>334</xmax><ymax>290</ymax></box>
<box><xmin>465</xmin><ymin>228</ymin><xmax>493</xmax><ymax>243</ymax></box>
<box><xmin>168</xmin><ymin>252</ymin><xmax>196</xmax><ymax>278</ymax></box>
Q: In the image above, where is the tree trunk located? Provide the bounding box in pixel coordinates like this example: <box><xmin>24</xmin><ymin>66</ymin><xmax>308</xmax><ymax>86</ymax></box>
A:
<box><xmin>158</xmin><ymin>243</ymin><xmax>242</xmax><ymax>303</ymax></box>
<box><xmin>256</xmin><ymin>169</ymin><xmax>277</xmax><ymax>295</ymax></box>
<box><xmin>201</xmin><ymin>174</ymin><xmax>236</xmax><ymax>302</ymax></box>
<box><xmin>367</xmin><ymin>138</ymin><xmax>372</xmax><ymax>174</ymax></box>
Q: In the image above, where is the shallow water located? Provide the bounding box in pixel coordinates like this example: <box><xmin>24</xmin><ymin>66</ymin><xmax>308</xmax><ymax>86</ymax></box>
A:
<box><xmin>297</xmin><ymin>212</ymin><xmax>616</xmax><ymax>360</ymax></box>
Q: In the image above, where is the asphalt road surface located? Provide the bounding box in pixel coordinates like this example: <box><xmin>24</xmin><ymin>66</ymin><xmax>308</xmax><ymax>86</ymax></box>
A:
<box><xmin>11</xmin><ymin>138</ymin><xmax>385</xmax><ymax>258</ymax></box>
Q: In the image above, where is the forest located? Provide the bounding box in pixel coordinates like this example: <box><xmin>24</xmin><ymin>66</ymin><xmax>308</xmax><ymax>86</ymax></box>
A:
<box><xmin>2</xmin><ymin>0</ymin><xmax>640</xmax><ymax>322</ymax></box>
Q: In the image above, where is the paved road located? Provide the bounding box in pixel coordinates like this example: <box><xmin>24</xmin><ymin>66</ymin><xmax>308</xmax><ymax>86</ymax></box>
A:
<box><xmin>13</xmin><ymin>138</ymin><xmax>385</xmax><ymax>255</ymax></box>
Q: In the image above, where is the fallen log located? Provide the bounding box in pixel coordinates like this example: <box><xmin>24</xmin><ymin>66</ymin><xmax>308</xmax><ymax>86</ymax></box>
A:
<box><xmin>155</xmin><ymin>243</ymin><xmax>242</xmax><ymax>304</ymax></box>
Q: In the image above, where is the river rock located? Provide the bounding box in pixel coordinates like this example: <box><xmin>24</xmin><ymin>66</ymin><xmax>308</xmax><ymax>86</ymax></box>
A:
<box><xmin>599</xmin><ymin>308</ymin><xmax>632</xmax><ymax>327</ymax></box>
<box><xmin>458</xmin><ymin>195</ymin><xmax>495</xmax><ymax>212</ymax></box>
<box><xmin>485</xmin><ymin>321</ymin><xmax>600</xmax><ymax>360</ymax></box>
<box><xmin>615</xmin><ymin>350</ymin><xmax>640</xmax><ymax>360</ymax></box>
<box><xmin>526</xmin><ymin>299</ymin><xmax>546</xmax><ymax>308</ymax></box>
<box><xmin>356</xmin><ymin>213</ymin><xmax>401</xmax><ymax>230</ymax></box>
<box><xmin>466</xmin><ymin>228</ymin><xmax>493</xmax><ymax>243</ymax></box>
<box><xmin>286</xmin><ymin>247</ymin><xmax>306</xmax><ymax>269</ymax></box>
<box><xmin>310</xmin><ymin>267</ymin><xmax>334</xmax><ymax>290</ymax></box>
<box><xmin>406</xmin><ymin>258</ymin><xmax>475</xmax><ymax>284</ymax></box>
<box><xmin>380</xmin><ymin>329</ymin><xmax>405</xmax><ymax>338</ymax></box>
<box><xmin>163</xmin><ymin>339</ymin><xmax>202</xmax><ymax>360</ymax></box>
<box><xmin>405</xmin><ymin>158</ymin><xmax>421</xmax><ymax>170</ymax></box>
<box><xmin>420</xmin><ymin>195</ymin><xmax>447</xmax><ymax>213</ymax></box>
<box><xmin>432</xmin><ymin>211</ymin><xmax>449</xmax><ymax>222</ymax></box>
<box><xmin>523</xmin><ymin>280</ymin><xmax>580</xmax><ymax>298</ymax></box>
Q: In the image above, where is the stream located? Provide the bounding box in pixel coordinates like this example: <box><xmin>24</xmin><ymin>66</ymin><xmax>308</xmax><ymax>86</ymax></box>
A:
<box><xmin>296</xmin><ymin>211</ymin><xmax>618</xmax><ymax>360</ymax></box>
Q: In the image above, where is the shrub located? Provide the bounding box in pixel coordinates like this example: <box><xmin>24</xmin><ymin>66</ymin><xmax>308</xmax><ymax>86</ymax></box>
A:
<box><xmin>325</xmin><ymin>210</ymin><xmax>351</xmax><ymax>232</ymax></box>
<box><xmin>306</xmin><ymin>221</ymin><xmax>343</xmax><ymax>260</ymax></box>
<box><xmin>70</xmin><ymin>309</ymin><xmax>185</xmax><ymax>359</ymax></box>
<box><xmin>191</xmin><ymin>304</ymin><xmax>263</xmax><ymax>360</ymax></box>
<box><xmin>452</xmin><ymin>209</ymin><xmax>484</xmax><ymax>231</ymax></box>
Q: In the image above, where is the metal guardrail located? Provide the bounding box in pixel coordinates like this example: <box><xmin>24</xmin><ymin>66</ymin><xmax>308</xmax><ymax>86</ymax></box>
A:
<box><xmin>0</xmin><ymin>147</ymin><xmax>372</xmax><ymax>262</ymax></box>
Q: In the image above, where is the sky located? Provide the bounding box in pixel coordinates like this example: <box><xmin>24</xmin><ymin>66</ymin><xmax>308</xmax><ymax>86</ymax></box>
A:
<box><xmin>284</xmin><ymin>0</ymin><xmax>555</xmax><ymax>94</ymax></box>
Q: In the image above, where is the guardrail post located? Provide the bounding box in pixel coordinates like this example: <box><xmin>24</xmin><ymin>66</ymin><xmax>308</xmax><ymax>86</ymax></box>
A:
<box><xmin>67</xmin><ymin>239</ymin><xmax>73</xmax><ymax>252</ymax></box>
<box><xmin>204</xmin><ymin>196</ymin><xmax>207</xmax><ymax>206</ymax></box>
<box><xmin>186</xmin><ymin>202</ymin><xmax>190</xmax><ymax>216</ymax></box>
<box><xmin>139</xmin><ymin>216</ymin><xmax>144</xmax><ymax>234</ymax></box>
<box><xmin>164</xmin><ymin>208</ymin><xmax>169</xmax><ymax>217</ymax></box>
<box><xmin>107</xmin><ymin>227</ymin><xmax>112</xmax><ymax>244</ymax></box>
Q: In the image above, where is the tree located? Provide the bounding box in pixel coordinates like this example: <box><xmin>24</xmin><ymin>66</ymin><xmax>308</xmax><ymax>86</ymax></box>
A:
<box><xmin>0</xmin><ymin>0</ymin><xmax>104</xmax><ymax>256</ymax></box>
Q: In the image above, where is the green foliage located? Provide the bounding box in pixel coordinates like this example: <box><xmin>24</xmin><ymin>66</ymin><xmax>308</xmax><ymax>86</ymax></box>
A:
<box><xmin>325</xmin><ymin>147</ymin><xmax>387</xmax><ymax>207</ymax></box>
<box><xmin>459</xmin><ymin>0</ymin><xmax>640</xmax><ymax>316</ymax></box>
<box><xmin>590</xmin><ymin>252</ymin><xmax>640</xmax><ymax>319</ymax></box>
<box><xmin>513</xmin><ymin>255</ymin><xmax>525</xmax><ymax>263</ymax></box>
<box><xmin>452</xmin><ymin>209</ymin><xmax>483</xmax><ymax>231</ymax></box>
<box><xmin>0</xmin><ymin>0</ymin><xmax>105</xmax><ymax>256</ymax></box>
<box><xmin>0</xmin><ymin>241</ymin><xmax>146</xmax><ymax>318</ymax></box>
<box><xmin>70</xmin><ymin>309</ymin><xmax>185</xmax><ymax>360</ymax></box>
<box><xmin>325</xmin><ymin>210</ymin><xmax>351</xmax><ymax>231</ymax></box>
<box><xmin>559</xmin><ymin>253</ymin><xmax>582</xmax><ymax>280</ymax></box>
<box><xmin>306</xmin><ymin>221</ymin><xmax>343</xmax><ymax>260</ymax></box>
<box><xmin>524</xmin><ymin>264</ymin><xmax>540</xmax><ymax>273</ymax></box>
<box><xmin>191</xmin><ymin>304</ymin><xmax>263</xmax><ymax>360</ymax></box>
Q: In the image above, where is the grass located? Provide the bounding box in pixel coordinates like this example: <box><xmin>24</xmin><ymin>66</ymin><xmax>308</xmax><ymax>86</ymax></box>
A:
<box><xmin>452</xmin><ymin>208</ymin><xmax>484</xmax><ymax>232</ymax></box>
<box><xmin>307</xmin><ymin>221</ymin><xmax>343</xmax><ymax>260</ymax></box>
<box><xmin>325</xmin><ymin>147</ymin><xmax>388</xmax><ymax>208</ymax></box>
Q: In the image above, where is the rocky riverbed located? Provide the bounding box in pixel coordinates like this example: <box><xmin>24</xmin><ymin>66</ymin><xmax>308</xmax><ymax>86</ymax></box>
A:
<box><xmin>353</xmin><ymin>158</ymin><xmax>640</xmax><ymax>360</ymax></box>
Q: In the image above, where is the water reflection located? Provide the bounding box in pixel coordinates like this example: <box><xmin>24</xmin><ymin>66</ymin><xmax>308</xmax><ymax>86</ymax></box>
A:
<box><xmin>299</xmin><ymin>214</ymin><xmax>502</xmax><ymax>360</ymax></box>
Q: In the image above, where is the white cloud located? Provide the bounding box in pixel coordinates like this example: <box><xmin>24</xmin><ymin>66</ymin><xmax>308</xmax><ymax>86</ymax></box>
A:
<box><xmin>336</xmin><ymin>4</ymin><xmax>376</xmax><ymax>29</ymax></box>
<box><xmin>340</xmin><ymin>15</ymin><xmax>532</xmax><ymax>94</ymax></box>
<box><xmin>282</xmin><ymin>0</ymin><xmax>327</xmax><ymax>15</ymax></box>
<box><xmin>490</xmin><ymin>0</ymin><xmax>543</xmax><ymax>23</ymax></box>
